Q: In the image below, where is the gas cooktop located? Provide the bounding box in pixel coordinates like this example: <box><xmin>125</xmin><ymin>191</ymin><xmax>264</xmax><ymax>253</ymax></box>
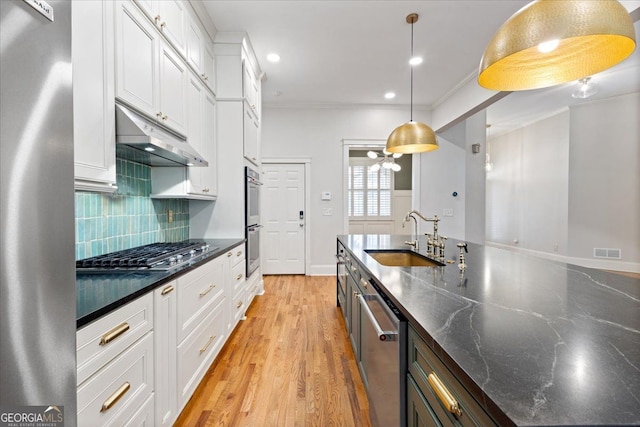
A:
<box><xmin>76</xmin><ymin>241</ymin><xmax>217</xmax><ymax>272</ymax></box>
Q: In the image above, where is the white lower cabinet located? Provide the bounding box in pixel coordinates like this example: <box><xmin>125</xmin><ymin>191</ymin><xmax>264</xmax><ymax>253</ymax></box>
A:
<box><xmin>153</xmin><ymin>282</ymin><xmax>177</xmax><ymax>427</ymax></box>
<box><xmin>224</xmin><ymin>246</ymin><xmax>246</xmax><ymax>333</ymax></box>
<box><xmin>177</xmin><ymin>299</ymin><xmax>226</xmax><ymax>409</ymax></box>
<box><xmin>78</xmin><ymin>245</ymin><xmax>258</xmax><ymax>425</ymax></box>
<box><xmin>77</xmin><ymin>332</ymin><xmax>154</xmax><ymax>427</ymax></box>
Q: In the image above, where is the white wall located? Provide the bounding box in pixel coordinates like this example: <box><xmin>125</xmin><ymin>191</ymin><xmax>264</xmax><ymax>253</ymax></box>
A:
<box><xmin>464</xmin><ymin>110</ymin><xmax>487</xmax><ymax>244</ymax></box>
<box><xmin>486</xmin><ymin>93</ymin><xmax>640</xmax><ymax>272</ymax></box>
<box><xmin>261</xmin><ymin>105</ymin><xmax>427</xmax><ymax>274</ymax></box>
<box><xmin>568</xmin><ymin>92</ymin><xmax>640</xmax><ymax>266</ymax></box>
<box><xmin>416</xmin><ymin>138</ymin><xmax>466</xmax><ymax>239</ymax></box>
<box><xmin>486</xmin><ymin>110</ymin><xmax>570</xmax><ymax>255</ymax></box>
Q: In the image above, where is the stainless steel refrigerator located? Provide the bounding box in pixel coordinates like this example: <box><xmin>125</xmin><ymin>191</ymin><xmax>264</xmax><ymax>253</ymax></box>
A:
<box><xmin>1</xmin><ymin>0</ymin><xmax>77</xmax><ymax>424</ymax></box>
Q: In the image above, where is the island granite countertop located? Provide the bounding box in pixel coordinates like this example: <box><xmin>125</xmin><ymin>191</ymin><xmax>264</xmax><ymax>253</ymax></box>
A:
<box><xmin>76</xmin><ymin>238</ymin><xmax>244</xmax><ymax>328</ymax></box>
<box><xmin>338</xmin><ymin>234</ymin><xmax>640</xmax><ymax>427</ymax></box>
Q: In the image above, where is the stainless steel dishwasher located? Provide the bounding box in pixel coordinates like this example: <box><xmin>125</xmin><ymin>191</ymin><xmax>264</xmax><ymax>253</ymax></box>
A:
<box><xmin>357</xmin><ymin>271</ymin><xmax>407</xmax><ymax>427</ymax></box>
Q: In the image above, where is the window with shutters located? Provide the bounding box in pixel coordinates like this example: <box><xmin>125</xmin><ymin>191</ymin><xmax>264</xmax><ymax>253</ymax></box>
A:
<box><xmin>348</xmin><ymin>158</ymin><xmax>393</xmax><ymax>219</ymax></box>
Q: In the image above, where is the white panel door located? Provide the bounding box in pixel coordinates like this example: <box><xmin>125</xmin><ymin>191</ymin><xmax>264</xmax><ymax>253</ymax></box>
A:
<box><xmin>262</xmin><ymin>164</ymin><xmax>305</xmax><ymax>275</ymax></box>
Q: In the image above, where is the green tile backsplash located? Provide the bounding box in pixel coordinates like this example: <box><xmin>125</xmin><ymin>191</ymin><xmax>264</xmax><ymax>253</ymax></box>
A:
<box><xmin>75</xmin><ymin>158</ymin><xmax>189</xmax><ymax>260</ymax></box>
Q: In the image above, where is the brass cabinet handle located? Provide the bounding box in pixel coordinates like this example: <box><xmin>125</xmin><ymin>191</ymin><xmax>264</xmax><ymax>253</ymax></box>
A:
<box><xmin>154</xmin><ymin>15</ymin><xmax>161</xmax><ymax>24</ymax></box>
<box><xmin>199</xmin><ymin>335</ymin><xmax>216</xmax><ymax>355</ymax></box>
<box><xmin>236</xmin><ymin>301</ymin><xmax>243</xmax><ymax>309</ymax></box>
<box><xmin>227</xmin><ymin>252</ymin><xmax>232</xmax><ymax>258</ymax></box>
<box><xmin>99</xmin><ymin>322</ymin><xmax>129</xmax><ymax>346</ymax></box>
<box><xmin>236</xmin><ymin>251</ymin><xmax>242</xmax><ymax>257</ymax></box>
<box><xmin>236</xmin><ymin>274</ymin><xmax>243</xmax><ymax>281</ymax></box>
<box><xmin>162</xmin><ymin>115</ymin><xmax>168</xmax><ymax>121</ymax></box>
<box><xmin>199</xmin><ymin>284</ymin><xmax>216</xmax><ymax>297</ymax></box>
<box><xmin>160</xmin><ymin>21</ymin><xmax>166</xmax><ymax>29</ymax></box>
<box><xmin>427</xmin><ymin>372</ymin><xmax>463</xmax><ymax>417</ymax></box>
<box><xmin>100</xmin><ymin>382</ymin><xmax>130</xmax><ymax>412</ymax></box>
<box><xmin>161</xmin><ymin>285</ymin><xmax>174</xmax><ymax>296</ymax></box>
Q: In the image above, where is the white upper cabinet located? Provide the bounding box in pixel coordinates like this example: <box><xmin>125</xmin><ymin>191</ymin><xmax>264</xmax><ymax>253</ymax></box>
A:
<box><xmin>186</xmin><ymin>15</ymin><xmax>204</xmax><ymax>76</ymax></box>
<box><xmin>134</xmin><ymin>0</ymin><xmax>187</xmax><ymax>57</ymax></box>
<box><xmin>202</xmin><ymin>39</ymin><xmax>216</xmax><ymax>93</ymax></box>
<box><xmin>115</xmin><ymin>0</ymin><xmax>187</xmax><ymax>136</ymax></box>
<box><xmin>151</xmin><ymin>72</ymin><xmax>216</xmax><ymax>200</ymax></box>
<box><xmin>115</xmin><ymin>0</ymin><xmax>159</xmax><ymax>120</ymax></box>
<box><xmin>243</xmin><ymin>103</ymin><xmax>259</xmax><ymax>165</ymax></box>
<box><xmin>159</xmin><ymin>41</ymin><xmax>188</xmax><ymax>135</ymax></box>
<box><xmin>73</xmin><ymin>0</ymin><xmax>117</xmax><ymax>192</ymax></box>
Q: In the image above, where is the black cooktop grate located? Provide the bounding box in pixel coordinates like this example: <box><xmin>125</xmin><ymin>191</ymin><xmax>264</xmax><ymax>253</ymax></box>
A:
<box><xmin>77</xmin><ymin>241</ymin><xmax>206</xmax><ymax>269</ymax></box>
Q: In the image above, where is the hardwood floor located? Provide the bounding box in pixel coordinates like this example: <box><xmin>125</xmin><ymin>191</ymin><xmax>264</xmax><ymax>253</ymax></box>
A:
<box><xmin>174</xmin><ymin>275</ymin><xmax>371</xmax><ymax>427</ymax></box>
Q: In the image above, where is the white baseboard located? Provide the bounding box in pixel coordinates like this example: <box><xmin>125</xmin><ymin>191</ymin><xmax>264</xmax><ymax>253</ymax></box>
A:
<box><xmin>308</xmin><ymin>264</ymin><xmax>336</xmax><ymax>276</ymax></box>
<box><xmin>486</xmin><ymin>242</ymin><xmax>640</xmax><ymax>273</ymax></box>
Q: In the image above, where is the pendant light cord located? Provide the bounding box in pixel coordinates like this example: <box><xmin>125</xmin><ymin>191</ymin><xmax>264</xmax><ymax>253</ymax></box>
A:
<box><xmin>410</xmin><ymin>19</ymin><xmax>414</xmax><ymax>122</ymax></box>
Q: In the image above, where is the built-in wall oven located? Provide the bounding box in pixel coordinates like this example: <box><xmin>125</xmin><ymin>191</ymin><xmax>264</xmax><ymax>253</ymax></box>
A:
<box><xmin>245</xmin><ymin>167</ymin><xmax>262</xmax><ymax>276</ymax></box>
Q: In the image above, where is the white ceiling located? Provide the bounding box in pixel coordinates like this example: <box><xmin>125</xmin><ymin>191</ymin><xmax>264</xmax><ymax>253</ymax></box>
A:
<box><xmin>201</xmin><ymin>1</ymin><xmax>640</xmax><ymax>131</ymax></box>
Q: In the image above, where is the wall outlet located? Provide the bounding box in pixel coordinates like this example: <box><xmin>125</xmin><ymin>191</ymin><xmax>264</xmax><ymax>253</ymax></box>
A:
<box><xmin>443</xmin><ymin>209</ymin><xmax>454</xmax><ymax>217</ymax></box>
<box><xmin>322</xmin><ymin>208</ymin><xmax>333</xmax><ymax>216</ymax></box>
<box><xmin>167</xmin><ymin>210</ymin><xmax>174</xmax><ymax>223</ymax></box>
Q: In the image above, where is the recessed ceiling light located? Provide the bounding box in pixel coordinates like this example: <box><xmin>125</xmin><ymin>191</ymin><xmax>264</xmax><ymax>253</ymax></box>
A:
<box><xmin>384</xmin><ymin>92</ymin><xmax>396</xmax><ymax>100</ymax></box>
<box><xmin>409</xmin><ymin>56</ymin><xmax>423</xmax><ymax>66</ymax></box>
<box><xmin>267</xmin><ymin>53</ymin><xmax>280</xmax><ymax>63</ymax></box>
<box><xmin>144</xmin><ymin>147</ymin><xmax>155</xmax><ymax>152</ymax></box>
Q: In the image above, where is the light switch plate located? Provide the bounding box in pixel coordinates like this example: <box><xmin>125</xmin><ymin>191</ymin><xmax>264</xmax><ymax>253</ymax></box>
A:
<box><xmin>443</xmin><ymin>209</ymin><xmax>454</xmax><ymax>217</ymax></box>
<box><xmin>321</xmin><ymin>191</ymin><xmax>332</xmax><ymax>201</ymax></box>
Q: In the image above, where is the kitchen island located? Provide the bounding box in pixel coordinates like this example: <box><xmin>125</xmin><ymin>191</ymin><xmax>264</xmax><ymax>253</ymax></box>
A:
<box><xmin>338</xmin><ymin>234</ymin><xmax>640</xmax><ymax>426</ymax></box>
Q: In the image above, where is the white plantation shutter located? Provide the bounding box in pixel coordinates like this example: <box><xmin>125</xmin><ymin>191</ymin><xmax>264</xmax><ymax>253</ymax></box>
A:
<box><xmin>348</xmin><ymin>157</ymin><xmax>393</xmax><ymax>219</ymax></box>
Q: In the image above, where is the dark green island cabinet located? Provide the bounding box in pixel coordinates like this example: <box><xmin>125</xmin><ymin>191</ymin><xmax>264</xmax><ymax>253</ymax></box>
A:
<box><xmin>336</xmin><ymin>235</ymin><xmax>640</xmax><ymax>427</ymax></box>
<box><xmin>407</xmin><ymin>326</ymin><xmax>495</xmax><ymax>426</ymax></box>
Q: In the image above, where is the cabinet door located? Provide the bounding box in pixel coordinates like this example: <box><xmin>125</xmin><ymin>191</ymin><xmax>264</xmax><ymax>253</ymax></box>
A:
<box><xmin>186</xmin><ymin>16</ymin><xmax>203</xmax><ymax>74</ymax></box>
<box><xmin>115</xmin><ymin>0</ymin><xmax>159</xmax><ymax>119</ymax></box>
<box><xmin>133</xmin><ymin>0</ymin><xmax>159</xmax><ymax>22</ymax></box>
<box><xmin>158</xmin><ymin>41</ymin><xmax>187</xmax><ymax>135</ymax></box>
<box><xmin>201</xmin><ymin>91</ymin><xmax>217</xmax><ymax>197</ymax></box>
<box><xmin>73</xmin><ymin>0</ymin><xmax>116</xmax><ymax>192</ymax></box>
<box><xmin>186</xmin><ymin>73</ymin><xmax>205</xmax><ymax>195</ymax></box>
<box><xmin>408</xmin><ymin>375</ymin><xmax>442</xmax><ymax>427</ymax></box>
<box><xmin>243</xmin><ymin>104</ymin><xmax>259</xmax><ymax>165</ymax></box>
<box><xmin>154</xmin><ymin>282</ymin><xmax>177</xmax><ymax>427</ymax></box>
<box><xmin>202</xmin><ymin>40</ymin><xmax>216</xmax><ymax>93</ymax></box>
<box><xmin>158</xmin><ymin>0</ymin><xmax>187</xmax><ymax>57</ymax></box>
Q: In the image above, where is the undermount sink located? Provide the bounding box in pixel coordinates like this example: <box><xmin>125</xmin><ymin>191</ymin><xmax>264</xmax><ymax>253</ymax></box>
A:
<box><xmin>365</xmin><ymin>250</ymin><xmax>445</xmax><ymax>267</ymax></box>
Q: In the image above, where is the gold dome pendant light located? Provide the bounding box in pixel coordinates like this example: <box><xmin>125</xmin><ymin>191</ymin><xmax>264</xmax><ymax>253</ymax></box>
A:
<box><xmin>478</xmin><ymin>0</ymin><xmax>636</xmax><ymax>91</ymax></box>
<box><xmin>386</xmin><ymin>13</ymin><xmax>439</xmax><ymax>154</ymax></box>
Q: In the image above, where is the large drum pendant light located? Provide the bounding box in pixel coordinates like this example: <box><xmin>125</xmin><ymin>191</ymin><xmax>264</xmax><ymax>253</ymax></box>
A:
<box><xmin>478</xmin><ymin>0</ymin><xmax>636</xmax><ymax>91</ymax></box>
<box><xmin>386</xmin><ymin>13</ymin><xmax>439</xmax><ymax>154</ymax></box>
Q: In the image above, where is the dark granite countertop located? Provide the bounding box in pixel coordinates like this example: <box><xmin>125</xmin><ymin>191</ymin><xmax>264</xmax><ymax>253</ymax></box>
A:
<box><xmin>338</xmin><ymin>234</ymin><xmax>640</xmax><ymax>427</ymax></box>
<box><xmin>77</xmin><ymin>238</ymin><xmax>244</xmax><ymax>328</ymax></box>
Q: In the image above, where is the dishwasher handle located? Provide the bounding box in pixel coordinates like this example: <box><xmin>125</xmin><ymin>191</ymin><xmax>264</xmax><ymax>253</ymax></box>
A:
<box><xmin>358</xmin><ymin>294</ymin><xmax>398</xmax><ymax>342</ymax></box>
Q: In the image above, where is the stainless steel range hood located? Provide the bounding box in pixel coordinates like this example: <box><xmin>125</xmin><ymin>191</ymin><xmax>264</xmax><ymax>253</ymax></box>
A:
<box><xmin>115</xmin><ymin>103</ymin><xmax>208</xmax><ymax>167</ymax></box>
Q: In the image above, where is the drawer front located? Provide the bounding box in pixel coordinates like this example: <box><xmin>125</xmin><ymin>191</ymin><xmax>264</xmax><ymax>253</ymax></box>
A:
<box><xmin>176</xmin><ymin>256</ymin><xmax>225</xmax><ymax>343</ymax></box>
<box><xmin>176</xmin><ymin>299</ymin><xmax>225</xmax><ymax>408</ymax></box>
<box><xmin>77</xmin><ymin>294</ymin><xmax>153</xmax><ymax>385</ymax></box>
<box><xmin>408</xmin><ymin>327</ymin><xmax>496</xmax><ymax>427</ymax></box>
<box><xmin>123</xmin><ymin>393</ymin><xmax>154</xmax><ymax>426</ymax></box>
<box><xmin>231</xmin><ymin>245</ymin><xmax>245</xmax><ymax>268</ymax></box>
<box><xmin>407</xmin><ymin>374</ymin><xmax>442</xmax><ymax>427</ymax></box>
<box><xmin>231</xmin><ymin>286</ymin><xmax>245</xmax><ymax>327</ymax></box>
<box><xmin>231</xmin><ymin>259</ymin><xmax>246</xmax><ymax>293</ymax></box>
<box><xmin>77</xmin><ymin>332</ymin><xmax>154</xmax><ymax>427</ymax></box>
